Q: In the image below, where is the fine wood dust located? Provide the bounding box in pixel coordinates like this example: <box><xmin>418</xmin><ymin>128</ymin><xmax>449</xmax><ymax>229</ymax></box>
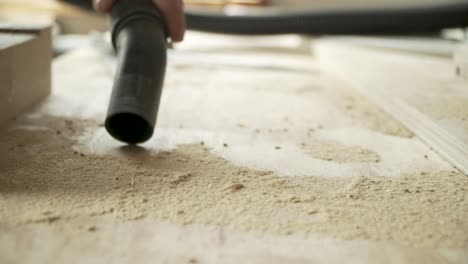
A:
<box><xmin>299</xmin><ymin>139</ymin><xmax>381</xmax><ymax>163</ymax></box>
<box><xmin>0</xmin><ymin>116</ymin><xmax>466</xmax><ymax>250</ymax></box>
<box><xmin>319</xmin><ymin>78</ymin><xmax>415</xmax><ymax>138</ymax></box>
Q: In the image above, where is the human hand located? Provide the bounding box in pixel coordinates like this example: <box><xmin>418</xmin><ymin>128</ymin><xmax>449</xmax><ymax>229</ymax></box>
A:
<box><xmin>92</xmin><ymin>0</ymin><xmax>186</xmax><ymax>42</ymax></box>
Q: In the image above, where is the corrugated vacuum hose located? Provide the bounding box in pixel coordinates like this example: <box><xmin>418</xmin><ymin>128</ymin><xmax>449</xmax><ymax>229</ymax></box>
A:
<box><xmin>105</xmin><ymin>0</ymin><xmax>167</xmax><ymax>144</ymax></box>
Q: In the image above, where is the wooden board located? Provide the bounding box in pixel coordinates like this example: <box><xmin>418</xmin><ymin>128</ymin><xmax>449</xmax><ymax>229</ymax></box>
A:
<box><xmin>315</xmin><ymin>38</ymin><xmax>468</xmax><ymax>175</ymax></box>
<box><xmin>0</xmin><ymin>0</ymin><xmax>108</xmax><ymax>34</ymax></box>
<box><xmin>2</xmin><ymin>215</ymin><xmax>466</xmax><ymax>264</ymax></box>
<box><xmin>0</xmin><ymin>32</ymin><xmax>466</xmax><ymax>263</ymax></box>
<box><xmin>0</xmin><ymin>23</ymin><xmax>51</xmax><ymax>126</ymax></box>
<box><xmin>317</xmin><ymin>36</ymin><xmax>456</xmax><ymax>57</ymax></box>
<box><xmin>454</xmin><ymin>42</ymin><xmax>468</xmax><ymax>80</ymax></box>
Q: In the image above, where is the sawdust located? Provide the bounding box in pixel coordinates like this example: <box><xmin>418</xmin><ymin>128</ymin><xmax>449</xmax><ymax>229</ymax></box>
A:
<box><xmin>299</xmin><ymin>139</ymin><xmax>381</xmax><ymax>163</ymax></box>
<box><xmin>0</xmin><ymin>116</ymin><xmax>467</xmax><ymax>249</ymax></box>
<box><xmin>321</xmin><ymin>78</ymin><xmax>415</xmax><ymax>138</ymax></box>
<box><xmin>416</xmin><ymin>97</ymin><xmax>468</xmax><ymax>121</ymax></box>
<box><xmin>412</xmin><ymin>96</ymin><xmax>468</xmax><ymax>137</ymax></box>
<box><xmin>290</xmin><ymin>74</ymin><xmax>414</xmax><ymax>138</ymax></box>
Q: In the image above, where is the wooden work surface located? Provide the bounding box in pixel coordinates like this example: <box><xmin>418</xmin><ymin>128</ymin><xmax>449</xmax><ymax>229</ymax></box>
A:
<box><xmin>315</xmin><ymin>37</ymin><xmax>468</xmax><ymax>175</ymax></box>
<box><xmin>0</xmin><ymin>33</ymin><xmax>467</xmax><ymax>263</ymax></box>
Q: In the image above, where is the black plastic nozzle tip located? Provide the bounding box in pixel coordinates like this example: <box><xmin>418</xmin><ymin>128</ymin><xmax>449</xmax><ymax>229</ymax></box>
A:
<box><xmin>105</xmin><ymin>113</ymin><xmax>154</xmax><ymax>144</ymax></box>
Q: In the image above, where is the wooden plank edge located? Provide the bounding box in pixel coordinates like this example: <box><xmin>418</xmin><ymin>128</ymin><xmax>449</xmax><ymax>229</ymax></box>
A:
<box><xmin>315</xmin><ymin>40</ymin><xmax>468</xmax><ymax>176</ymax></box>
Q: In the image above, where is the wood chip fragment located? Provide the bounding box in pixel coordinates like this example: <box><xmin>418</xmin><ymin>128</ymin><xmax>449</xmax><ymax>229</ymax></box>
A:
<box><xmin>223</xmin><ymin>183</ymin><xmax>245</xmax><ymax>192</ymax></box>
<box><xmin>168</xmin><ymin>173</ymin><xmax>193</xmax><ymax>185</ymax></box>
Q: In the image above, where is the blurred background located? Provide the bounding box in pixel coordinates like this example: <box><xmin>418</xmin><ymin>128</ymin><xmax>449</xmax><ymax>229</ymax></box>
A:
<box><xmin>0</xmin><ymin>0</ymin><xmax>466</xmax><ymax>57</ymax></box>
<box><xmin>1</xmin><ymin>0</ymin><xmax>466</xmax><ymax>34</ymax></box>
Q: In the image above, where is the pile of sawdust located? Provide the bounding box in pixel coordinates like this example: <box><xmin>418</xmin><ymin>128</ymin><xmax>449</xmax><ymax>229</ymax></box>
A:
<box><xmin>299</xmin><ymin>139</ymin><xmax>381</xmax><ymax>163</ymax></box>
<box><xmin>0</xmin><ymin>116</ymin><xmax>466</xmax><ymax>249</ymax></box>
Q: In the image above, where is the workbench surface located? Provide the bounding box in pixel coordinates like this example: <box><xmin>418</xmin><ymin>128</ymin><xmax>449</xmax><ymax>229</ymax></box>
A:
<box><xmin>0</xmin><ymin>33</ymin><xmax>466</xmax><ymax>264</ymax></box>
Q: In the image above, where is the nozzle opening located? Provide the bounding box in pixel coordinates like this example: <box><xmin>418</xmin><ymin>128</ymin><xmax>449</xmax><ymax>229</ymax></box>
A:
<box><xmin>105</xmin><ymin>113</ymin><xmax>154</xmax><ymax>144</ymax></box>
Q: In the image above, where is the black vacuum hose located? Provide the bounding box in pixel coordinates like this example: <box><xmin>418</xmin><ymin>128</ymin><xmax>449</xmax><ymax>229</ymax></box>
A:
<box><xmin>185</xmin><ymin>2</ymin><xmax>468</xmax><ymax>35</ymax></box>
<box><xmin>63</xmin><ymin>0</ymin><xmax>468</xmax><ymax>35</ymax></box>
<box><xmin>105</xmin><ymin>0</ymin><xmax>167</xmax><ymax>144</ymax></box>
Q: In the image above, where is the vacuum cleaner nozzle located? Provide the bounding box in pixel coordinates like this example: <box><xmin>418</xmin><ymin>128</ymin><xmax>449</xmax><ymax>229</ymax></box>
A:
<box><xmin>105</xmin><ymin>0</ymin><xmax>167</xmax><ymax>144</ymax></box>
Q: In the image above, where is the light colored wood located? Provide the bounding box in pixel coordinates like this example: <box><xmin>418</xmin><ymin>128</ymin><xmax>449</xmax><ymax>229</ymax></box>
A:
<box><xmin>1</xmin><ymin>216</ymin><xmax>466</xmax><ymax>264</ymax></box>
<box><xmin>315</xmin><ymin>38</ymin><xmax>468</xmax><ymax>175</ymax></box>
<box><xmin>318</xmin><ymin>36</ymin><xmax>456</xmax><ymax>57</ymax></box>
<box><xmin>454</xmin><ymin>42</ymin><xmax>468</xmax><ymax>80</ymax></box>
<box><xmin>0</xmin><ymin>23</ymin><xmax>51</xmax><ymax>126</ymax></box>
<box><xmin>0</xmin><ymin>33</ymin><xmax>465</xmax><ymax>263</ymax></box>
<box><xmin>0</xmin><ymin>0</ymin><xmax>108</xmax><ymax>34</ymax></box>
